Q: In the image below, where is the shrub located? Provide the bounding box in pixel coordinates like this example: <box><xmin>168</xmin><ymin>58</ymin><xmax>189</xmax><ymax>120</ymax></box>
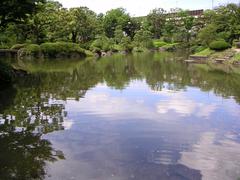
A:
<box><xmin>18</xmin><ymin>44</ymin><xmax>41</xmax><ymax>58</ymax></box>
<box><xmin>120</xmin><ymin>36</ymin><xmax>133</xmax><ymax>52</ymax></box>
<box><xmin>153</xmin><ymin>40</ymin><xmax>167</xmax><ymax>48</ymax></box>
<box><xmin>112</xmin><ymin>44</ymin><xmax>122</xmax><ymax>52</ymax></box>
<box><xmin>209</xmin><ymin>40</ymin><xmax>231</xmax><ymax>51</ymax></box>
<box><xmin>40</xmin><ymin>42</ymin><xmax>86</xmax><ymax>58</ymax></box>
<box><xmin>90</xmin><ymin>36</ymin><xmax>114</xmax><ymax>52</ymax></box>
<box><xmin>0</xmin><ymin>44</ymin><xmax>10</xmax><ymax>49</ymax></box>
<box><xmin>236</xmin><ymin>42</ymin><xmax>240</xmax><ymax>49</ymax></box>
<box><xmin>233</xmin><ymin>53</ymin><xmax>240</xmax><ymax>61</ymax></box>
<box><xmin>40</xmin><ymin>42</ymin><xmax>58</xmax><ymax>56</ymax></box>
<box><xmin>132</xmin><ymin>47</ymin><xmax>148</xmax><ymax>52</ymax></box>
<box><xmin>11</xmin><ymin>44</ymin><xmax>26</xmax><ymax>50</ymax></box>
<box><xmin>26</xmin><ymin>44</ymin><xmax>41</xmax><ymax>53</ymax></box>
<box><xmin>84</xmin><ymin>50</ymin><xmax>94</xmax><ymax>57</ymax></box>
<box><xmin>197</xmin><ymin>24</ymin><xmax>217</xmax><ymax>46</ymax></box>
<box><xmin>133</xmin><ymin>29</ymin><xmax>154</xmax><ymax>49</ymax></box>
<box><xmin>191</xmin><ymin>46</ymin><xmax>207</xmax><ymax>53</ymax></box>
<box><xmin>80</xmin><ymin>41</ymin><xmax>92</xmax><ymax>50</ymax></box>
<box><xmin>194</xmin><ymin>48</ymin><xmax>214</xmax><ymax>56</ymax></box>
<box><xmin>161</xmin><ymin>43</ymin><xmax>179</xmax><ymax>51</ymax></box>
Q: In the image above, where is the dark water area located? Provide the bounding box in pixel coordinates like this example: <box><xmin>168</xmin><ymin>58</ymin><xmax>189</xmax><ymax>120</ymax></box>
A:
<box><xmin>0</xmin><ymin>52</ymin><xmax>240</xmax><ymax>180</ymax></box>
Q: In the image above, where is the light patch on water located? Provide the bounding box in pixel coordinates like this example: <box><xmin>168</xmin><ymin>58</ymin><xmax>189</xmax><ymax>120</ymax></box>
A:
<box><xmin>65</xmin><ymin>92</ymin><xmax>156</xmax><ymax>120</ymax></box>
<box><xmin>156</xmin><ymin>93</ymin><xmax>217</xmax><ymax>118</ymax></box>
<box><xmin>179</xmin><ymin>132</ymin><xmax>240</xmax><ymax>180</ymax></box>
<box><xmin>62</xmin><ymin>119</ymin><xmax>74</xmax><ymax>130</ymax></box>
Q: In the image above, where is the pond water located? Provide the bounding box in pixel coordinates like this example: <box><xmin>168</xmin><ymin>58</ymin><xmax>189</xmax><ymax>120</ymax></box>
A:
<box><xmin>0</xmin><ymin>52</ymin><xmax>240</xmax><ymax>180</ymax></box>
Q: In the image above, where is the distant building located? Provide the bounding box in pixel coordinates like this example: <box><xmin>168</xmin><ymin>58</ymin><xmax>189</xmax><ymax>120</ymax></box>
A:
<box><xmin>166</xmin><ymin>9</ymin><xmax>204</xmax><ymax>21</ymax></box>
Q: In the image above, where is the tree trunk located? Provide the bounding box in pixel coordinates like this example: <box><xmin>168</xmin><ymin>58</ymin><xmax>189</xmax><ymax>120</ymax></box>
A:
<box><xmin>72</xmin><ymin>31</ymin><xmax>77</xmax><ymax>43</ymax></box>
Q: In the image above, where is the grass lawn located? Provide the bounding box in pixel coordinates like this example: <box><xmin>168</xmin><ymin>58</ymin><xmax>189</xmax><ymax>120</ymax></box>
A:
<box><xmin>194</xmin><ymin>48</ymin><xmax>214</xmax><ymax>56</ymax></box>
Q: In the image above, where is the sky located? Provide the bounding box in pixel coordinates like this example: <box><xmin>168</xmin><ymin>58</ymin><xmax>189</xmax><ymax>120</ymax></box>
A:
<box><xmin>57</xmin><ymin>0</ymin><xmax>239</xmax><ymax>16</ymax></box>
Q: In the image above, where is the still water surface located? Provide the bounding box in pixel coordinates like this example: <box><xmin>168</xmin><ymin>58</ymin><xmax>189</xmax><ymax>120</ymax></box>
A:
<box><xmin>0</xmin><ymin>53</ymin><xmax>240</xmax><ymax>180</ymax></box>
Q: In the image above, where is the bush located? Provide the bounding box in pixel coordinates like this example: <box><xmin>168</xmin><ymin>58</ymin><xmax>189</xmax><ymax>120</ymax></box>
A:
<box><xmin>90</xmin><ymin>36</ymin><xmax>114</xmax><ymax>52</ymax></box>
<box><xmin>132</xmin><ymin>47</ymin><xmax>148</xmax><ymax>52</ymax></box>
<box><xmin>161</xmin><ymin>43</ymin><xmax>179</xmax><ymax>51</ymax></box>
<box><xmin>233</xmin><ymin>53</ymin><xmax>240</xmax><ymax>61</ymax></box>
<box><xmin>0</xmin><ymin>44</ymin><xmax>10</xmax><ymax>49</ymax></box>
<box><xmin>191</xmin><ymin>46</ymin><xmax>207</xmax><ymax>53</ymax></box>
<box><xmin>194</xmin><ymin>48</ymin><xmax>214</xmax><ymax>56</ymax></box>
<box><xmin>153</xmin><ymin>40</ymin><xmax>167</xmax><ymax>48</ymax></box>
<box><xmin>236</xmin><ymin>42</ymin><xmax>240</xmax><ymax>49</ymax></box>
<box><xmin>209</xmin><ymin>40</ymin><xmax>231</xmax><ymax>51</ymax></box>
<box><xmin>18</xmin><ymin>44</ymin><xmax>41</xmax><ymax>58</ymax></box>
<box><xmin>26</xmin><ymin>44</ymin><xmax>41</xmax><ymax>53</ymax></box>
<box><xmin>11</xmin><ymin>44</ymin><xmax>26</xmax><ymax>50</ymax></box>
<box><xmin>112</xmin><ymin>44</ymin><xmax>122</xmax><ymax>52</ymax></box>
<box><xmin>120</xmin><ymin>36</ymin><xmax>133</xmax><ymax>52</ymax></box>
<box><xmin>133</xmin><ymin>29</ymin><xmax>154</xmax><ymax>49</ymax></box>
<box><xmin>40</xmin><ymin>42</ymin><xmax>86</xmax><ymax>58</ymax></box>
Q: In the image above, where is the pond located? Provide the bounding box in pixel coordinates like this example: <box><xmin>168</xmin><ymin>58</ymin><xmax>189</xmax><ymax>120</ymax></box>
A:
<box><xmin>0</xmin><ymin>52</ymin><xmax>240</xmax><ymax>180</ymax></box>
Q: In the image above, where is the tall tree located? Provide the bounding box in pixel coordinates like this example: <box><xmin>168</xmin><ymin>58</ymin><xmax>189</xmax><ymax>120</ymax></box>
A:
<box><xmin>26</xmin><ymin>1</ymin><xmax>62</xmax><ymax>43</ymax></box>
<box><xmin>67</xmin><ymin>7</ymin><xmax>98</xmax><ymax>43</ymax></box>
<box><xmin>103</xmin><ymin>8</ymin><xmax>131</xmax><ymax>38</ymax></box>
<box><xmin>147</xmin><ymin>8</ymin><xmax>166</xmax><ymax>39</ymax></box>
<box><xmin>0</xmin><ymin>0</ymin><xmax>44</xmax><ymax>27</ymax></box>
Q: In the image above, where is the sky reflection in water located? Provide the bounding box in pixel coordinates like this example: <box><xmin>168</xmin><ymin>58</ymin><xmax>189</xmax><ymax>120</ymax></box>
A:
<box><xmin>45</xmin><ymin>81</ymin><xmax>240</xmax><ymax>180</ymax></box>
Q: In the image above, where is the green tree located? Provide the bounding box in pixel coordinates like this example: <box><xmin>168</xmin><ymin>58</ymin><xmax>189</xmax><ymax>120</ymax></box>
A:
<box><xmin>198</xmin><ymin>4</ymin><xmax>240</xmax><ymax>45</ymax></box>
<box><xmin>103</xmin><ymin>8</ymin><xmax>131</xmax><ymax>38</ymax></box>
<box><xmin>68</xmin><ymin>7</ymin><xmax>98</xmax><ymax>43</ymax></box>
<box><xmin>26</xmin><ymin>1</ymin><xmax>62</xmax><ymax>43</ymax></box>
<box><xmin>177</xmin><ymin>10</ymin><xmax>195</xmax><ymax>44</ymax></box>
<box><xmin>214</xmin><ymin>4</ymin><xmax>240</xmax><ymax>42</ymax></box>
<box><xmin>197</xmin><ymin>24</ymin><xmax>218</xmax><ymax>46</ymax></box>
<box><xmin>114</xmin><ymin>25</ymin><xmax>124</xmax><ymax>44</ymax></box>
<box><xmin>120</xmin><ymin>36</ymin><xmax>133</xmax><ymax>52</ymax></box>
<box><xmin>0</xmin><ymin>0</ymin><xmax>44</xmax><ymax>27</ymax></box>
<box><xmin>133</xmin><ymin>28</ymin><xmax>153</xmax><ymax>48</ymax></box>
<box><xmin>147</xmin><ymin>8</ymin><xmax>166</xmax><ymax>39</ymax></box>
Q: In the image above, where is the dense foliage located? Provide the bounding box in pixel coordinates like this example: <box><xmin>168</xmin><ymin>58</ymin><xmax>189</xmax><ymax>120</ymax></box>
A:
<box><xmin>0</xmin><ymin>0</ymin><xmax>238</xmax><ymax>64</ymax></box>
<box><xmin>0</xmin><ymin>1</ymin><xmax>239</xmax><ymax>52</ymax></box>
<box><xmin>209</xmin><ymin>40</ymin><xmax>231</xmax><ymax>51</ymax></box>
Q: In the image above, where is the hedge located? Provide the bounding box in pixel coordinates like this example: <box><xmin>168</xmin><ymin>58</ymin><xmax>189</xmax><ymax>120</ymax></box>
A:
<box><xmin>209</xmin><ymin>40</ymin><xmax>230</xmax><ymax>51</ymax></box>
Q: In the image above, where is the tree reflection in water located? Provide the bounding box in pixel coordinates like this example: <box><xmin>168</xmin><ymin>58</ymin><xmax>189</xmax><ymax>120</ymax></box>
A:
<box><xmin>0</xmin><ymin>124</ymin><xmax>64</xmax><ymax>180</ymax></box>
<box><xmin>0</xmin><ymin>77</ymin><xmax>67</xmax><ymax>179</ymax></box>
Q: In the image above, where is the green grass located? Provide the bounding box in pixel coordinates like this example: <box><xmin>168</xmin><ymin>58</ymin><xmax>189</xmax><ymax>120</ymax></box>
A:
<box><xmin>162</xmin><ymin>43</ymin><xmax>179</xmax><ymax>48</ymax></box>
<box><xmin>233</xmin><ymin>53</ymin><xmax>240</xmax><ymax>61</ymax></box>
<box><xmin>152</xmin><ymin>40</ymin><xmax>179</xmax><ymax>50</ymax></box>
<box><xmin>194</xmin><ymin>48</ymin><xmax>214</xmax><ymax>56</ymax></box>
<box><xmin>153</xmin><ymin>40</ymin><xmax>167</xmax><ymax>48</ymax></box>
<box><xmin>132</xmin><ymin>47</ymin><xmax>148</xmax><ymax>52</ymax></box>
